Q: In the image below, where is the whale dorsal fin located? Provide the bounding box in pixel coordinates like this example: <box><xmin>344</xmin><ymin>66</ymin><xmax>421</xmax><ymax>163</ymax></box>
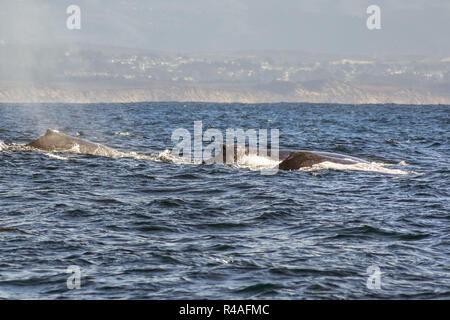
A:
<box><xmin>45</xmin><ymin>129</ymin><xmax>61</xmax><ymax>136</ymax></box>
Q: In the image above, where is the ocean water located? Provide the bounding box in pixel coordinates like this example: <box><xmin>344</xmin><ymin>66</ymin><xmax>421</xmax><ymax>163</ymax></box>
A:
<box><xmin>0</xmin><ymin>102</ymin><xmax>448</xmax><ymax>299</ymax></box>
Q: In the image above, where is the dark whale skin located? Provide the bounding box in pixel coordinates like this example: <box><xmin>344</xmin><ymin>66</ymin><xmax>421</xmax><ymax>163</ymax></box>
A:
<box><xmin>278</xmin><ymin>150</ymin><xmax>363</xmax><ymax>170</ymax></box>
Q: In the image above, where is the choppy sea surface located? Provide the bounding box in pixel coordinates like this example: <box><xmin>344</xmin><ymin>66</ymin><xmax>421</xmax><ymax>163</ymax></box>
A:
<box><xmin>0</xmin><ymin>102</ymin><xmax>448</xmax><ymax>299</ymax></box>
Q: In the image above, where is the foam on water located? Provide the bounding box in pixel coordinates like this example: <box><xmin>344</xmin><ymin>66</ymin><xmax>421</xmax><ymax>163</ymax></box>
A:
<box><xmin>64</xmin><ymin>147</ymin><xmax>416</xmax><ymax>175</ymax></box>
<box><xmin>48</xmin><ymin>142</ymin><xmax>124</xmax><ymax>158</ymax></box>
<box><xmin>152</xmin><ymin>150</ymin><xmax>197</xmax><ymax>165</ymax></box>
<box><xmin>44</xmin><ymin>153</ymin><xmax>69</xmax><ymax>161</ymax></box>
<box><xmin>0</xmin><ymin>142</ymin><xmax>33</xmax><ymax>153</ymax></box>
<box><xmin>302</xmin><ymin>161</ymin><xmax>412</xmax><ymax>175</ymax></box>
<box><xmin>237</xmin><ymin>154</ymin><xmax>281</xmax><ymax>171</ymax></box>
<box><xmin>109</xmin><ymin>149</ymin><xmax>194</xmax><ymax>164</ymax></box>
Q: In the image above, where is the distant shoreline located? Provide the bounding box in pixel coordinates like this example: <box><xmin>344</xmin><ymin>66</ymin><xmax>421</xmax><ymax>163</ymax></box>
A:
<box><xmin>2</xmin><ymin>46</ymin><xmax>449</xmax><ymax>105</ymax></box>
<box><xmin>1</xmin><ymin>83</ymin><xmax>449</xmax><ymax>105</ymax></box>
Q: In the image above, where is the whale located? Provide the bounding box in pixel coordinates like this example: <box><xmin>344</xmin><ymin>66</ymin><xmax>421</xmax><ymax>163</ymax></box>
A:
<box><xmin>204</xmin><ymin>144</ymin><xmax>367</xmax><ymax>170</ymax></box>
<box><xmin>277</xmin><ymin>150</ymin><xmax>367</xmax><ymax>170</ymax></box>
<box><xmin>27</xmin><ymin>129</ymin><xmax>119</xmax><ymax>157</ymax></box>
<box><xmin>27</xmin><ymin>129</ymin><xmax>367</xmax><ymax>170</ymax></box>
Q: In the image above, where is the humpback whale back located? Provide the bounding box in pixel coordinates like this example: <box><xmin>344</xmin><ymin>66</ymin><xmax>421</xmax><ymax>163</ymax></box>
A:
<box><xmin>27</xmin><ymin>129</ymin><xmax>118</xmax><ymax>157</ymax></box>
<box><xmin>202</xmin><ymin>145</ymin><xmax>367</xmax><ymax>171</ymax></box>
<box><xmin>26</xmin><ymin>130</ymin><xmax>375</xmax><ymax>171</ymax></box>
<box><xmin>203</xmin><ymin>145</ymin><xmax>367</xmax><ymax>170</ymax></box>
<box><xmin>278</xmin><ymin>150</ymin><xmax>367</xmax><ymax>170</ymax></box>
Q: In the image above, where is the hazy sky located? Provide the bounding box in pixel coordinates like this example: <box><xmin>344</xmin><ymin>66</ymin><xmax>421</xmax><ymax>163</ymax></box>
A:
<box><xmin>1</xmin><ymin>0</ymin><xmax>449</xmax><ymax>55</ymax></box>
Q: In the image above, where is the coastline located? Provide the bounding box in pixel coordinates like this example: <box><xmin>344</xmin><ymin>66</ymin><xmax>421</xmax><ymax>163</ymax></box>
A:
<box><xmin>1</xmin><ymin>82</ymin><xmax>449</xmax><ymax>104</ymax></box>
